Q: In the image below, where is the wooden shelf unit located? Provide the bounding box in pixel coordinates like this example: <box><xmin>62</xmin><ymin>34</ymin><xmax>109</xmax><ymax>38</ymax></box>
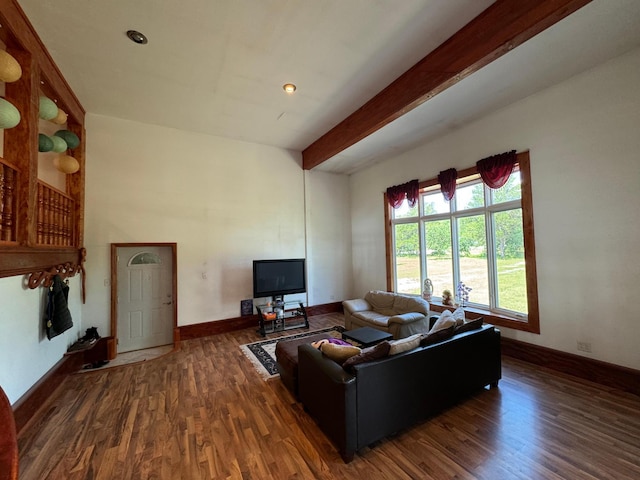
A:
<box><xmin>0</xmin><ymin>0</ymin><xmax>86</xmax><ymax>280</ymax></box>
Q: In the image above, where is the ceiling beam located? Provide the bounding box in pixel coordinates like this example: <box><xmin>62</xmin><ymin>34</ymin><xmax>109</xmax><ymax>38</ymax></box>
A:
<box><xmin>302</xmin><ymin>0</ymin><xmax>592</xmax><ymax>170</ymax></box>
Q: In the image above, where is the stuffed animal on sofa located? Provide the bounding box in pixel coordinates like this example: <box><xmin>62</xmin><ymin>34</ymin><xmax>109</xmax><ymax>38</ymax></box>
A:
<box><xmin>442</xmin><ymin>289</ymin><xmax>454</xmax><ymax>306</ymax></box>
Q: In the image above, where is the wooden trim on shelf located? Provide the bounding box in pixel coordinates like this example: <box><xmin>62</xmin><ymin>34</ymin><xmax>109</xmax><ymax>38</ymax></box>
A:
<box><xmin>0</xmin><ymin>247</ymin><xmax>82</xmax><ymax>279</ymax></box>
<box><xmin>501</xmin><ymin>337</ymin><xmax>640</xmax><ymax>397</ymax></box>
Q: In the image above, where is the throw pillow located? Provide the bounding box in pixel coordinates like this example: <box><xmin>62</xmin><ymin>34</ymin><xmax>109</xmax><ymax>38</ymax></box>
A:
<box><xmin>320</xmin><ymin>342</ymin><xmax>361</xmax><ymax>364</ymax></box>
<box><xmin>429</xmin><ymin>311</ymin><xmax>456</xmax><ymax>334</ymax></box>
<box><xmin>452</xmin><ymin>307</ymin><xmax>466</xmax><ymax>326</ymax></box>
<box><xmin>420</xmin><ymin>324</ymin><xmax>456</xmax><ymax>346</ymax></box>
<box><xmin>388</xmin><ymin>333</ymin><xmax>422</xmax><ymax>356</ymax></box>
<box><xmin>455</xmin><ymin>317</ymin><xmax>484</xmax><ymax>334</ymax></box>
<box><xmin>342</xmin><ymin>341</ymin><xmax>391</xmax><ymax>370</ymax></box>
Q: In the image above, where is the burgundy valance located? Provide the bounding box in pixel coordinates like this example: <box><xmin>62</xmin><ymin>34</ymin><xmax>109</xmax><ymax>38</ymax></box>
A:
<box><xmin>477</xmin><ymin>150</ymin><xmax>517</xmax><ymax>189</ymax></box>
<box><xmin>438</xmin><ymin>168</ymin><xmax>458</xmax><ymax>201</ymax></box>
<box><xmin>386</xmin><ymin>179</ymin><xmax>419</xmax><ymax>209</ymax></box>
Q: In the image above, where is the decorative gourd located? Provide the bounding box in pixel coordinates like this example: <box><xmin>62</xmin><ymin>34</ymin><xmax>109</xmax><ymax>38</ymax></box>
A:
<box><xmin>50</xmin><ymin>135</ymin><xmax>67</xmax><ymax>153</ymax></box>
<box><xmin>0</xmin><ymin>50</ymin><xmax>22</xmax><ymax>82</ymax></box>
<box><xmin>54</xmin><ymin>130</ymin><xmax>80</xmax><ymax>149</ymax></box>
<box><xmin>39</xmin><ymin>96</ymin><xmax>58</xmax><ymax>120</ymax></box>
<box><xmin>0</xmin><ymin>97</ymin><xmax>20</xmax><ymax>129</ymax></box>
<box><xmin>38</xmin><ymin>133</ymin><xmax>54</xmax><ymax>152</ymax></box>
<box><xmin>53</xmin><ymin>154</ymin><xmax>79</xmax><ymax>174</ymax></box>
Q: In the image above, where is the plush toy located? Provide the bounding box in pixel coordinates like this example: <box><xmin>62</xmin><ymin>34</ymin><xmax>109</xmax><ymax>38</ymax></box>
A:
<box><xmin>442</xmin><ymin>289</ymin><xmax>454</xmax><ymax>306</ymax></box>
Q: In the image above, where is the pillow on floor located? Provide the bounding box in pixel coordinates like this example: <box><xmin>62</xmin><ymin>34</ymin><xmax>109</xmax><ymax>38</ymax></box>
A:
<box><xmin>342</xmin><ymin>341</ymin><xmax>391</xmax><ymax>370</ymax></box>
<box><xmin>320</xmin><ymin>342</ymin><xmax>361</xmax><ymax>364</ymax></box>
<box><xmin>388</xmin><ymin>333</ymin><xmax>422</xmax><ymax>356</ymax></box>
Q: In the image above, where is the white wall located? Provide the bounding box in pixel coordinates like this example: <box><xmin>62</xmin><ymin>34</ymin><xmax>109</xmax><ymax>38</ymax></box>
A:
<box><xmin>82</xmin><ymin>115</ymin><xmax>352</xmax><ymax>333</ymax></box>
<box><xmin>305</xmin><ymin>170</ymin><xmax>353</xmax><ymax>304</ymax></box>
<box><xmin>350</xmin><ymin>46</ymin><xmax>640</xmax><ymax>370</ymax></box>
<box><xmin>0</xmin><ymin>276</ymin><xmax>83</xmax><ymax>403</ymax></box>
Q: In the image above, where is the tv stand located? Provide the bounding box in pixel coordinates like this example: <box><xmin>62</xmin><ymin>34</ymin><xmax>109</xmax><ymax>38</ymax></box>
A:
<box><xmin>255</xmin><ymin>300</ymin><xmax>309</xmax><ymax>337</ymax></box>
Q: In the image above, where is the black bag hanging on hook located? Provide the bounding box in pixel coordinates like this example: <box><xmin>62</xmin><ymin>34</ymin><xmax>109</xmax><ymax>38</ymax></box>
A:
<box><xmin>45</xmin><ymin>274</ymin><xmax>73</xmax><ymax>340</ymax></box>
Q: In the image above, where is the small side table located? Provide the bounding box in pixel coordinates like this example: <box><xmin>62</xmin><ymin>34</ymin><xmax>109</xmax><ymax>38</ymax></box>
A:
<box><xmin>342</xmin><ymin>326</ymin><xmax>393</xmax><ymax>347</ymax></box>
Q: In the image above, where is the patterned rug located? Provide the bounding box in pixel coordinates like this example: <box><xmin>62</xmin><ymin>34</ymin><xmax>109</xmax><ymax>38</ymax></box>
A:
<box><xmin>240</xmin><ymin>326</ymin><xmax>345</xmax><ymax>380</ymax></box>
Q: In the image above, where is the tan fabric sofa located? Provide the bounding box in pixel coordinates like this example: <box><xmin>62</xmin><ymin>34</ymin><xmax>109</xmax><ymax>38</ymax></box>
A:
<box><xmin>342</xmin><ymin>290</ymin><xmax>430</xmax><ymax>339</ymax></box>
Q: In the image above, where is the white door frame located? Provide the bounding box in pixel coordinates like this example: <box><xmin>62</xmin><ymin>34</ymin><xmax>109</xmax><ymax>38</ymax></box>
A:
<box><xmin>110</xmin><ymin>242</ymin><xmax>177</xmax><ymax>353</ymax></box>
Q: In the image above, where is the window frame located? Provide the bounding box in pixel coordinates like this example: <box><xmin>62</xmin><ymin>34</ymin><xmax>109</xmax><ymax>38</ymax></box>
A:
<box><xmin>385</xmin><ymin>151</ymin><xmax>540</xmax><ymax>334</ymax></box>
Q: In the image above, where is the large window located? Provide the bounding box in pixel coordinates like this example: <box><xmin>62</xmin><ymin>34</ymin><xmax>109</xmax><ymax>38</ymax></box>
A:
<box><xmin>386</xmin><ymin>152</ymin><xmax>539</xmax><ymax>333</ymax></box>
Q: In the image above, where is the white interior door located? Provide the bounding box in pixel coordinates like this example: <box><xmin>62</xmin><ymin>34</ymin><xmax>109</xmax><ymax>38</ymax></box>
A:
<box><xmin>116</xmin><ymin>246</ymin><xmax>174</xmax><ymax>353</ymax></box>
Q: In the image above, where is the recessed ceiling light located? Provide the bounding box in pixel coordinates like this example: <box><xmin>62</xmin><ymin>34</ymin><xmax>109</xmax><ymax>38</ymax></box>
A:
<box><xmin>283</xmin><ymin>83</ymin><xmax>297</xmax><ymax>94</ymax></box>
<box><xmin>126</xmin><ymin>30</ymin><xmax>148</xmax><ymax>45</ymax></box>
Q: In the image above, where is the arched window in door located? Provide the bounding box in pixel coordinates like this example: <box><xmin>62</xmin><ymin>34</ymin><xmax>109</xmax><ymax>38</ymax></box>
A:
<box><xmin>128</xmin><ymin>252</ymin><xmax>162</xmax><ymax>266</ymax></box>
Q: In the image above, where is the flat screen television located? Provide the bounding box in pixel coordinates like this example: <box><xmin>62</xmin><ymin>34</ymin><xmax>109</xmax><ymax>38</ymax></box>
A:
<box><xmin>253</xmin><ymin>258</ymin><xmax>306</xmax><ymax>300</ymax></box>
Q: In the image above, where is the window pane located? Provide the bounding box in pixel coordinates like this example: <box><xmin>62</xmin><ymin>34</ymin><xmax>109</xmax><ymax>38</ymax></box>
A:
<box><xmin>392</xmin><ymin>198</ymin><xmax>418</xmax><ymax>219</ymax></box>
<box><xmin>457</xmin><ymin>215</ymin><xmax>489</xmax><ymax>305</ymax></box>
<box><xmin>491</xmin><ymin>170</ymin><xmax>522</xmax><ymax>204</ymax></box>
<box><xmin>422</xmin><ymin>191</ymin><xmax>449</xmax><ymax>215</ymax></box>
<box><xmin>394</xmin><ymin>223</ymin><xmax>420</xmax><ymax>294</ymax></box>
<box><xmin>494</xmin><ymin>209</ymin><xmax>527</xmax><ymax>313</ymax></box>
<box><xmin>129</xmin><ymin>252</ymin><xmax>162</xmax><ymax>265</ymax></box>
<box><xmin>424</xmin><ymin>219</ymin><xmax>453</xmax><ymax>297</ymax></box>
<box><xmin>456</xmin><ymin>182</ymin><xmax>484</xmax><ymax>210</ymax></box>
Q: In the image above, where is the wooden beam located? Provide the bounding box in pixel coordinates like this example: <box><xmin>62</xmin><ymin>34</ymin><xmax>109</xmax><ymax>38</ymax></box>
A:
<box><xmin>302</xmin><ymin>0</ymin><xmax>592</xmax><ymax>170</ymax></box>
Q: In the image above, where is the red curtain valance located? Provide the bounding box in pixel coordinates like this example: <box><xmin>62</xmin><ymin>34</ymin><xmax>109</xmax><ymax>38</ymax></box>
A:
<box><xmin>386</xmin><ymin>179</ymin><xmax>419</xmax><ymax>209</ymax></box>
<box><xmin>477</xmin><ymin>150</ymin><xmax>517</xmax><ymax>189</ymax></box>
<box><xmin>438</xmin><ymin>168</ymin><xmax>457</xmax><ymax>201</ymax></box>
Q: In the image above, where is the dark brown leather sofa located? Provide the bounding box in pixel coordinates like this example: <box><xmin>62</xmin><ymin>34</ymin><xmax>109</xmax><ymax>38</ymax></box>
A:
<box><xmin>298</xmin><ymin>324</ymin><xmax>501</xmax><ymax>462</ymax></box>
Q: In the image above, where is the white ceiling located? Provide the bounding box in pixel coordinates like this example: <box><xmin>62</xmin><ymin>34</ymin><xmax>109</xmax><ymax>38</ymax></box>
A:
<box><xmin>17</xmin><ymin>0</ymin><xmax>640</xmax><ymax>174</ymax></box>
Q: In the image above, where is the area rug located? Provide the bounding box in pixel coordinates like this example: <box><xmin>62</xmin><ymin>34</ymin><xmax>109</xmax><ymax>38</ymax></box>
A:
<box><xmin>240</xmin><ymin>326</ymin><xmax>345</xmax><ymax>380</ymax></box>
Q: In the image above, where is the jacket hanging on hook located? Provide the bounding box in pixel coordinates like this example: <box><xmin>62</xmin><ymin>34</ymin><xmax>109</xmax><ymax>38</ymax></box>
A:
<box><xmin>44</xmin><ymin>274</ymin><xmax>73</xmax><ymax>340</ymax></box>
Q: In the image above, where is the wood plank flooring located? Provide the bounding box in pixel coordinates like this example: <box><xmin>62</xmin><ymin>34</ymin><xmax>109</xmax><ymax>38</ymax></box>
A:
<box><xmin>17</xmin><ymin>313</ymin><xmax>640</xmax><ymax>479</ymax></box>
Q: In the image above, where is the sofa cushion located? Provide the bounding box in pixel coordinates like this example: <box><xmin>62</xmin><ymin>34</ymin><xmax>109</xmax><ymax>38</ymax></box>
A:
<box><xmin>353</xmin><ymin>310</ymin><xmax>391</xmax><ymax>327</ymax></box>
<box><xmin>429</xmin><ymin>311</ymin><xmax>456</xmax><ymax>333</ymax></box>
<box><xmin>455</xmin><ymin>317</ymin><xmax>484</xmax><ymax>334</ymax></box>
<box><xmin>388</xmin><ymin>333</ymin><xmax>422</xmax><ymax>355</ymax></box>
<box><xmin>364</xmin><ymin>291</ymin><xmax>397</xmax><ymax>316</ymax></box>
<box><xmin>420</xmin><ymin>324</ymin><xmax>456</xmax><ymax>346</ymax></box>
<box><xmin>342</xmin><ymin>341</ymin><xmax>391</xmax><ymax>370</ymax></box>
<box><xmin>320</xmin><ymin>342</ymin><xmax>361</xmax><ymax>364</ymax></box>
<box><xmin>392</xmin><ymin>294</ymin><xmax>429</xmax><ymax>315</ymax></box>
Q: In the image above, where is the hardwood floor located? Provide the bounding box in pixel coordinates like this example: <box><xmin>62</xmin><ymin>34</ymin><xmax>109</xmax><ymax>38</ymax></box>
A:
<box><xmin>17</xmin><ymin>313</ymin><xmax>640</xmax><ymax>479</ymax></box>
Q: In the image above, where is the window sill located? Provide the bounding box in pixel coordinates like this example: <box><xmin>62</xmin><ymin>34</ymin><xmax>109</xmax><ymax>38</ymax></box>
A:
<box><xmin>428</xmin><ymin>300</ymin><xmax>540</xmax><ymax>334</ymax></box>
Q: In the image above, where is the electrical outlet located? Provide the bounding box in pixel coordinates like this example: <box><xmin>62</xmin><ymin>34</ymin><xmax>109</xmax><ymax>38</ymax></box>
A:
<box><xmin>577</xmin><ymin>341</ymin><xmax>592</xmax><ymax>353</ymax></box>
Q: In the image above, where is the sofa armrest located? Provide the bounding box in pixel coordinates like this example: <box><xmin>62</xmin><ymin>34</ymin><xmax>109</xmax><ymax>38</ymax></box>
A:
<box><xmin>388</xmin><ymin>312</ymin><xmax>426</xmax><ymax>325</ymax></box>
<box><xmin>298</xmin><ymin>344</ymin><xmax>358</xmax><ymax>462</ymax></box>
<box><xmin>342</xmin><ymin>298</ymin><xmax>371</xmax><ymax>314</ymax></box>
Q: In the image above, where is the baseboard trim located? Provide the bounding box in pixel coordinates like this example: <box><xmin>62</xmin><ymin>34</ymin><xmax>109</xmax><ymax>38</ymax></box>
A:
<box><xmin>501</xmin><ymin>337</ymin><xmax>640</xmax><ymax>397</ymax></box>
<box><xmin>177</xmin><ymin>301</ymin><xmax>343</xmax><ymax>341</ymax></box>
<box><xmin>13</xmin><ymin>353</ymin><xmax>84</xmax><ymax>433</ymax></box>
<box><xmin>178</xmin><ymin>316</ymin><xmax>258</xmax><ymax>341</ymax></box>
